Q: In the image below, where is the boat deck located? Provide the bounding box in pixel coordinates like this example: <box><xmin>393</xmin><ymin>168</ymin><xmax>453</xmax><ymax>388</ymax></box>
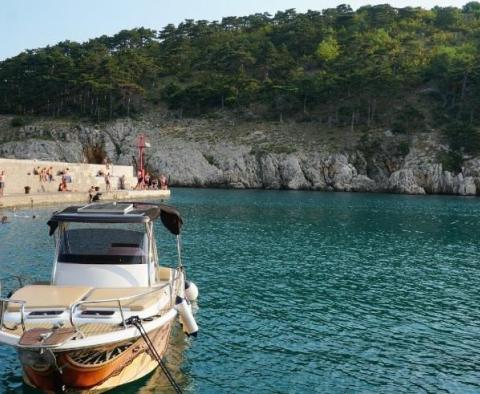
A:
<box><xmin>0</xmin><ymin>267</ymin><xmax>183</xmax><ymax>347</ymax></box>
<box><xmin>0</xmin><ymin>313</ymin><xmax>172</xmax><ymax>339</ymax></box>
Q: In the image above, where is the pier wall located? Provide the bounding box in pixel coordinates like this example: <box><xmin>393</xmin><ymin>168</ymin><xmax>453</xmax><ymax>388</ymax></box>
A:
<box><xmin>0</xmin><ymin>189</ymin><xmax>170</xmax><ymax>209</ymax></box>
<box><xmin>0</xmin><ymin>158</ymin><xmax>137</xmax><ymax>195</ymax></box>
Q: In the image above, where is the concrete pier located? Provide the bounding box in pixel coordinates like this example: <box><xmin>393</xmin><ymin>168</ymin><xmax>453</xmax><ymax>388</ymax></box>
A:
<box><xmin>0</xmin><ymin>158</ymin><xmax>170</xmax><ymax>209</ymax></box>
<box><xmin>0</xmin><ymin>189</ymin><xmax>170</xmax><ymax>209</ymax></box>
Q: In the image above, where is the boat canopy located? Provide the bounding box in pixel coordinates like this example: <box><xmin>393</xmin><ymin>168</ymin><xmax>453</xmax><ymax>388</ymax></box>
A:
<box><xmin>47</xmin><ymin>202</ymin><xmax>183</xmax><ymax>235</ymax></box>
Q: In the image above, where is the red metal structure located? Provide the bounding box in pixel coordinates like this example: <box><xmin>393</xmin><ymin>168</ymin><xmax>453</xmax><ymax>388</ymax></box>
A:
<box><xmin>137</xmin><ymin>134</ymin><xmax>146</xmax><ymax>179</ymax></box>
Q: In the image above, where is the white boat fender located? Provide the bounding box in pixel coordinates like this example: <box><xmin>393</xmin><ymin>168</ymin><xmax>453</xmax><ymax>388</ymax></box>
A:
<box><xmin>175</xmin><ymin>296</ymin><xmax>198</xmax><ymax>337</ymax></box>
<box><xmin>185</xmin><ymin>281</ymin><xmax>199</xmax><ymax>301</ymax></box>
<box><xmin>179</xmin><ymin>301</ymin><xmax>195</xmax><ymax>327</ymax></box>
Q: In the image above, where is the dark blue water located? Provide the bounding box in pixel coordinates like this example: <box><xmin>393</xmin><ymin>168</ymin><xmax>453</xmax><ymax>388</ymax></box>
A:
<box><xmin>1</xmin><ymin>189</ymin><xmax>480</xmax><ymax>393</ymax></box>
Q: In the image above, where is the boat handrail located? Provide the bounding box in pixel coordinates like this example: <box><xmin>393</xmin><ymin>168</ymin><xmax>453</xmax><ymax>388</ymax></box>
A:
<box><xmin>0</xmin><ymin>298</ymin><xmax>26</xmax><ymax>332</ymax></box>
<box><xmin>0</xmin><ymin>269</ymin><xmax>183</xmax><ymax>334</ymax></box>
<box><xmin>0</xmin><ymin>285</ymin><xmax>172</xmax><ymax>335</ymax></box>
<box><xmin>70</xmin><ymin>281</ymin><xmax>174</xmax><ymax>329</ymax></box>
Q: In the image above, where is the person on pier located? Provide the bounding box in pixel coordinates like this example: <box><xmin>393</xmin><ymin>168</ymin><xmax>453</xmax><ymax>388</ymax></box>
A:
<box><xmin>105</xmin><ymin>173</ymin><xmax>111</xmax><ymax>192</ymax></box>
<box><xmin>144</xmin><ymin>172</ymin><xmax>151</xmax><ymax>189</ymax></box>
<box><xmin>0</xmin><ymin>170</ymin><xmax>5</xmax><ymax>196</ymax></box>
<box><xmin>58</xmin><ymin>179</ymin><xmax>70</xmax><ymax>192</ymax></box>
<box><xmin>88</xmin><ymin>186</ymin><xmax>96</xmax><ymax>203</ymax></box>
<box><xmin>46</xmin><ymin>167</ymin><xmax>54</xmax><ymax>182</ymax></box>
<box><xmin>40</xmin><ymin>167</ymin><xmax>47</xmax><ymax>182</ymax></box>
<box><xmin>135</xmin><ymin>170</ymin><xmax>144</xmax><ymax>190</ymax></box>
<box><xmin>92</xmin><ymin>186</ymin><xmax>102</xmax><ymax>201</ymax></box>
<box><xmin>160</xmin><ymin>174</ymin><xmax>168</xmax><ymax>190</ymax></box>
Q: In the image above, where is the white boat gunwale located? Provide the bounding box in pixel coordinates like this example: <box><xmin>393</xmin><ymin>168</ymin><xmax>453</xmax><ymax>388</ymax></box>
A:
<box><xmin>0</xmin><ymin>308</ymin><xmax>178</xmax><ymax>350</ymax></box>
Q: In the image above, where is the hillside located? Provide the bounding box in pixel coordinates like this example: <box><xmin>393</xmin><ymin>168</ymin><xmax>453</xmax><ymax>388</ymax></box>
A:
<box><xmin>1</xmin><ymin>5</ymin><xmax>480</xmax><ymax>134</ymax></box>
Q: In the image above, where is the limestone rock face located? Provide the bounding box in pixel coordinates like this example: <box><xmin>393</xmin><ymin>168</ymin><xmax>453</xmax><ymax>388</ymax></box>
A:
<box><xmin>319</xmin><ymin>153</ymin><xmax>377</xmax><ymax>192</ymax></box>
<box><xmin>324</xmin><ymin>154</ymin><xmax>356</xmax><ymax>191</ymax></box>
<box><xmin>300</xmin><ymin>154</ymin><xmax>327</xmax><ymax>190</ymax></box>
<box><xmin>145</xmin><ymin>140</ymin><xmax>224</xmax><ymax>187</ymax></box>
<box><xmin>0</xmin><ymin>139</ymin><xmax>83</xmax><ymax>162</ymax></box>
<box><xmin>278</xmin><ymin>155</ymin><xmax>310</xmax><ymax>189</ymax></box>
<box><xmin>2</xmin><ymin>116</ymin><xmax>480</xmax><ymax>196</ymax></box>
<box><xmin>463</xmin><ymin>176</ymin><xmax>477</xmax><ymax>196</ymax></box>
<box><xmin>388</xmin><ymin>169</ymin><xmax>426</xmax><ymax>194</ymax></box>
<box><xmin>351</xmin><ymin>175</ymin><xmax>377</xmax><ymax>192</ymax></box>
<box><xmin>259</xmin><ymin>154</ymin><xmax>281</xmax><ymax>189</ymax></box>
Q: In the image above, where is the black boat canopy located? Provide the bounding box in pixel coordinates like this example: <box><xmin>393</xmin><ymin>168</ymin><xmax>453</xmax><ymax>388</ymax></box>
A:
<box><xmin>47</xmin><ymin>202</ymin><xmax>183</xmax><ymax>235</ymax></box>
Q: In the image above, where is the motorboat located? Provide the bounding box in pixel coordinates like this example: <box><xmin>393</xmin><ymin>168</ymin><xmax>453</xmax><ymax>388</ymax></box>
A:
<box><xmin>0</xmin><ymin>202</ymin><xmax>199</xmax><ymax>393</ymax></box>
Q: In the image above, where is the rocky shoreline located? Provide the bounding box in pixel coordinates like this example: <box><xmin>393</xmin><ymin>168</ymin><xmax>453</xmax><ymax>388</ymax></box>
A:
<box><xmin>1</xmin><ymin>115</ymin><xmax>479</xmax><ymax>196</ymax></box>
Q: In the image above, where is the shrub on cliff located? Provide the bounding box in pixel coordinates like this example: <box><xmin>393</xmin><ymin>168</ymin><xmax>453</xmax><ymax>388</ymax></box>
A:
<box><xmin>10</xmin><ymin>117</ymin><xmax>28</xmax><ymax>127</ymax></box>
<box><xmin>439</xmin><ymin>150</ymin><xmax>463</xmax><ymax>173</ymax></box>
<box><xmin>444</xmin><ymin>122</ymin><xmax>480</xmax><ymax>154</ymax></box>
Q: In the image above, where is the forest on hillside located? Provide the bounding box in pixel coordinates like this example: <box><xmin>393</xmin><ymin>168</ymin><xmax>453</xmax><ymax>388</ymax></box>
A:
<box><xmin>2</xmin><ymin>3</ymin><xmax>480</xmax><ymax>156</ymax></box>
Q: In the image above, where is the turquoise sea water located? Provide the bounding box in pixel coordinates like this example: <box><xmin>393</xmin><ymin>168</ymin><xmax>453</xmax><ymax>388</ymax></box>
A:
<box><xmin>1</xmin><ymin>189</ymin><xmax>480</xmax><ymax>393</ymax></box>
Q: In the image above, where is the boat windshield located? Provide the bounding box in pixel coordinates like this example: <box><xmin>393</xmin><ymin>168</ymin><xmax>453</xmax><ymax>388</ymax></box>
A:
<box><xmin>58</xmin><ymin>223</ymin><xmax>148</xmax><ymax>265</ymax></box>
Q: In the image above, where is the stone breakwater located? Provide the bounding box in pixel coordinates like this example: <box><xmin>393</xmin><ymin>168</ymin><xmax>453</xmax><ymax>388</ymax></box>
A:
<box><xmin>1</xmin><ymin>116</ymin><xmax>479</xmax><ymax>196</ymax></box>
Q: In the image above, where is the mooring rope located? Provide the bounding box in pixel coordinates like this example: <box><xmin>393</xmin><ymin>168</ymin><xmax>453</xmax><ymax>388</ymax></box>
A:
<box><xmin>126</xmin><ymin>316</ymin><xmax>183</xmax><ymax>394</ymax></box>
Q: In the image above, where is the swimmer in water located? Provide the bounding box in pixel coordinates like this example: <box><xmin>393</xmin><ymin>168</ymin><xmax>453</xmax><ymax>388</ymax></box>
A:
<box><xmin>1</xmin><ymin>216</ymin><xmax>9</xmax><ymax>224</ymax></box>
<box><xmin>12</xmin><ymin>207</ymin><xmax>36</xmax><ymax>218</ymax></box>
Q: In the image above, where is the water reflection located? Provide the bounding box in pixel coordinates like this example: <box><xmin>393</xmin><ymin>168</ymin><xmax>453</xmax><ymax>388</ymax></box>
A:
<box><xmin>110</xmin><ymin>326</ymin><xmax>193</xmax><ymax>394</ymax></box>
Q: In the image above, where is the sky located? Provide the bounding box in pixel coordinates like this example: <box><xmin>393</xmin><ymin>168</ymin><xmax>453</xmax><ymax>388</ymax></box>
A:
<box><xmin>0</xmin><ymin>0</ymin><xmax>472</xmax><ymax>60</ymax></box>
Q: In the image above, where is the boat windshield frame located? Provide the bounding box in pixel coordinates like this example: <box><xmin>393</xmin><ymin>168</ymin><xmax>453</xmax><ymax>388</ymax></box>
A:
<box><xmin>51</xmin><ymin>220</ymin><xmax>159</xmax><ymax>286</ymax></box>
<box><xmin>56</xmin><ymin>222</ymin><xmax>150</xmax><ymax>265</ymax></box>
<box><xmin>48</xmin><ymin>202</ymin><xmax>180</xmax><ymax>285</ymax></box>
<box><xmin>48</xmin><ymin>202</ymin><xmax>183</xmax><ymax>235</ymax></box>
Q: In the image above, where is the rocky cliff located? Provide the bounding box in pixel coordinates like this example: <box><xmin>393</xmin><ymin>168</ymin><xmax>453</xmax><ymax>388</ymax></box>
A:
<box><xmin>0</xmin><ymin>114</ymin><xmax>479</xmax><ymax>196</ymax></box>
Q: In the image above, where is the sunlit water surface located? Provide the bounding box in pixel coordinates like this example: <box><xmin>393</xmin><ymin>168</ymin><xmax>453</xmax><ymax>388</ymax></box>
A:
<box><xmin>1</xmin><ymin>189</ymin><xmax>480</xmax><ymax>393</ymax></box>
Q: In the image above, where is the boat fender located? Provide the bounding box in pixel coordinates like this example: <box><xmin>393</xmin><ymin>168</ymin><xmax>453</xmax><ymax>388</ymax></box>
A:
<box><xmin>185</xmin><ymin>281</ymin><xmax>199</xmax><ymax>301</ymax></box>
<box><xmin>179</xmin><ymin>300</ymin><xmax>194</xmax><ymax>327</ymax></box>
<box><xmin>175</xmin><ymin>296</ymin><xmax>198</xmax><ymax>337</ymax></box>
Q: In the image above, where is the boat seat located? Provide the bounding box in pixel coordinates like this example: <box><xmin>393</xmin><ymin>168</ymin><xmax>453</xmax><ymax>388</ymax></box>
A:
<box><xmin>157</xmin><ymin>266</ymin><xmax>172</xmax><ymax>281</ymax></box>
<box><xmin>7</xmin><ymin>285</ymin><xmax>93</xmax><ymax>312</ymax></box>
<box><xmin>79</xmin><ymin>287</ymin><xmax>169</xmax><ymax>312</ymax></box>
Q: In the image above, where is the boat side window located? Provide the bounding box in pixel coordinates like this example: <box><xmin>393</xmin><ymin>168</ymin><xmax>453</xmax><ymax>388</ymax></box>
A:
<box><xmin>59</xmin><ymin>226</ymin><xmax>147</xmax><ymax>264</ymax></box>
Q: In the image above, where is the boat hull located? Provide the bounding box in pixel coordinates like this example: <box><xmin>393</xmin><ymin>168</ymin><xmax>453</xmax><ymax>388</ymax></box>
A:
<box><xmin>20</xmin><ymin>323</ymin><xmax>172</xmax><ymax>393</ymax></box>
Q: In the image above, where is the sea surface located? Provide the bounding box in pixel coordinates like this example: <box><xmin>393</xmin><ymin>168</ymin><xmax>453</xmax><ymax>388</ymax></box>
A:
<box><xmin>1</xmin><ymin>189</ymin><xmax>480</xmax><ymax>393</ymax></box>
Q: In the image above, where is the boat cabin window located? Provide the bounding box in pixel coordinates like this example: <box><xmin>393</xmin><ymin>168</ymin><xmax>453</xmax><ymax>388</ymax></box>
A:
<box><xmin>58</xmin><ymin>223</ymin><xmax>148</xmax><ymax>264</ymax></box>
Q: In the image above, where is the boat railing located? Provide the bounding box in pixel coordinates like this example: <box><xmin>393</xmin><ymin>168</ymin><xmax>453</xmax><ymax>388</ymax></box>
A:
<box><xmin>0</xmin><ymin>298</ymin><xmax>26</xmax><ymax>332</ymax></box>
<box><xmin>0</xmin><ymin>268</ymin><xmax>182</xmax><ymax>335</ymax></box>
<box><xmin>69</xmin><ymin>280</ymin><xmax>176</xmax><ymax>330</ymax></box>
